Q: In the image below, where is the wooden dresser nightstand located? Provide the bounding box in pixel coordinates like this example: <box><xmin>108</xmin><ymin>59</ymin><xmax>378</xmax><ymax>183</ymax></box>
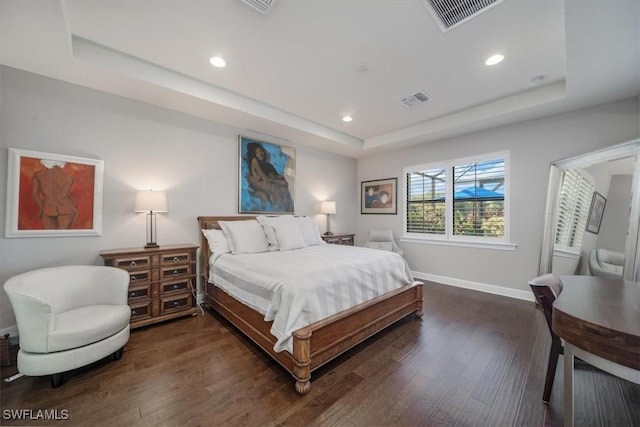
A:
<box><xmin>321</xmin><ymin>233</ymin><xmax>355</xmax><ymax>246</ymax></box>
<box><xmin>100</xmin><ymin>244</ymin><xmax>199</xmax><ymax>329</ymax></box>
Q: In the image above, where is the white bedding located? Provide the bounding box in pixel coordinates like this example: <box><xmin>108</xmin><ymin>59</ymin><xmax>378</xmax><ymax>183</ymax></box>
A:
<box><xmin>210</xmin><ymin>244</ymin><xmax>417</xmax><ymax>353</ymax></box>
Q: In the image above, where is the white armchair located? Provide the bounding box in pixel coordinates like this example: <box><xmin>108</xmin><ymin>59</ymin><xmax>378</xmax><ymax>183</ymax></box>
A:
<box><xmin>589</xmin><ymin>249</ymin><xmax>625</xmax><ymax>279</ymax></box>
<box><xmin>3</xmin><ymin>265</ymin><xmax>131</xmax><ymax>387</ymax></box>
<box><xmin>364</xmin><ymin>229</ymin><xmax>404</xmax><ymax>256</ymax></box>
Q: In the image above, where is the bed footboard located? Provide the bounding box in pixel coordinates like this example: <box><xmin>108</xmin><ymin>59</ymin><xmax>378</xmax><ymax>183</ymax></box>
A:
<box><xmin>206</xmin><ymin>281</ymin><xmax>423</xmax><ymax>394</ymax></box>
<box><xmin>291</xmin><ymin>283</ymin><xmax>423</xmax><ymax>393</ymax></box>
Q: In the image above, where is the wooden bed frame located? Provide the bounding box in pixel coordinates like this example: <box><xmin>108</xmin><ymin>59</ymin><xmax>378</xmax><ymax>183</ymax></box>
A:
<box><xmin>198</xmin><ymin>216</ymin><xmax>423</xmax><ymax>394</ymax></box>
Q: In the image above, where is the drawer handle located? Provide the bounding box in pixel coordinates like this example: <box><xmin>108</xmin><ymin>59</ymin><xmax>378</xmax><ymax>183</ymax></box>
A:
<box><xmin>130</xmin><ymin>261</ymin><xmax>137</xmax><ymax>267</ymax></box>
<box><xmin>129</xmin><ymin>292</ymin><xmax>136</xmax><ymax>297</ymax></box>
<box><xmin>173</xmin><ymin>256</ymin><xmax>179</xmax><ymax>262</ymax></box>
<box><xmin>173</xmin><ymin>284</ymin><xmax>179</xmax><ymax>290</ymax></box>
<box><xmin>131</xmin><ymin>276</ymin><xmax>137</xmax><ymax>282</ymax></box>
<box><xmin>173</xmin><ymin>301</ymin><xmax>180</xmax><ymax>307</ymax></box>
<box><xmin>131</xmin><ymin>309</ymin><xmax>138</xmax><ymax>315</ymax></box>
<box><xmin>173</xmin><ymin>270</ymin><xmax>179</xmax><ymax>276</ymax></box>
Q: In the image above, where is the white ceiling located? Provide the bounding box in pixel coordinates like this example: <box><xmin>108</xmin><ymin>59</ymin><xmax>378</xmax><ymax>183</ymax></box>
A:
<box><xmin>1</xmin><ymin>0</ymin><xmax>639</xmax><ymax>158</ymax></box>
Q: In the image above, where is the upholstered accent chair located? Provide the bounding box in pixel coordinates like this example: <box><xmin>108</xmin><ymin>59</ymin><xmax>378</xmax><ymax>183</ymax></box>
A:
<box><xmin>589</xmin><ymin>248</ymin><xmax>625</xmax><ymax>279</ymax></box>
<box><xmin>3</xmin><ymin>265</ymin><xmax>131</xmax><ymax>387</ymax></box>
<box><xmin>364</xmin><ymin>229</ymin><xmax>404</xmax><ymax>256</ymax></box>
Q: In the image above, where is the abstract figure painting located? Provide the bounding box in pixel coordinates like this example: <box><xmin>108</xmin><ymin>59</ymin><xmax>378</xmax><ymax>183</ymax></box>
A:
<box><xmin>238</xmin><ymin>136</ymin><xmax>295</xmax><ymax>214</ymax></box>
<box><xmin>5</xmin><ymin>148</ymin><xmax>104</xmax><ymax>237</ymax></box>
<box><xmin>361</xmin><ymin>178</ymin><xmax>397</xmax><ymax>214</ymax></box>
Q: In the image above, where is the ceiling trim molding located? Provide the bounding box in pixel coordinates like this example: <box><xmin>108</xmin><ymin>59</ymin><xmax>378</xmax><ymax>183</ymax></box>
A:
<box><xmin>71</xmin><ymin>35</ymin><xmax>363</xmax><ymax>149</ymax></box>
<box><xmin>363</xmin><ymin>80</ymin><xmax>567</xmax><ymax>150</ymax></box>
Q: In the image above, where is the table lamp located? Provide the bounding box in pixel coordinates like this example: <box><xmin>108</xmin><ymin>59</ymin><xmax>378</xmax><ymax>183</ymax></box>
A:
<box><xmin>320</xmin><ymin>200</ymin><xmax>336</xmax><ymax>236</ymax></box>
<box><xmin>135</xmin><ymin>190</ymin><xmax>168</xmax><ymax>248</ymax></box>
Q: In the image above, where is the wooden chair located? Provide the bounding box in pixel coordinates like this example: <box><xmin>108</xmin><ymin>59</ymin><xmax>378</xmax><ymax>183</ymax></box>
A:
<box><xmin>529</xmin><ymin>274</ymin><xmax>563</xmax><ymax>403</ymax></box>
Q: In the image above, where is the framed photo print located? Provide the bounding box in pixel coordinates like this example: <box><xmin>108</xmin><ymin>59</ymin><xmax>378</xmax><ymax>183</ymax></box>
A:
<box><xmin>586</xmin><ymin>191</ymin><xmax>606</xmax><ymax>234</ymax></box>
<box><xmin>5</xmin><ymin>148</ymin><xmax>104</xmax><ymax>238</ymax></box>
<box><xmin>238</xmin><ymin>136</ymin><xmax>295</xmax><ymax>214</ymax></box>
<box><xmin>361</xmin><ymin>177</ymin><xmax>397</xmax><ymax>214</ymax></box>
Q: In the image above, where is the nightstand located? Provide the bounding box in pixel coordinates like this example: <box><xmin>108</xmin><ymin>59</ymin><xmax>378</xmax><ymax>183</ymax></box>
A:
<box><xmin>321</xmin><ymin>233</ymin><xmax>355</xmax><ymax>246</ymax></box>
<box><xmin>100</xmin><ymin>244</ymin><xmax>199</xmax><ymax>329</ymax></box>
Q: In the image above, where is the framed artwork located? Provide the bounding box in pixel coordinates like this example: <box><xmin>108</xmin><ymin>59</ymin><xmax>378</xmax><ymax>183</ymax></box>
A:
<box><xmin>361</xmin><ymin>177</ymin><xmax>397</xmax><ymax>214</ymax></box>
<box><xmin>586</xmin><ymin>191</ymin><xmax>606</xmax><ymax>234</ymax></box>
<box><xmin>5</xmin><ymin>148</ymin><xmax>104</xmax><ymax>238</ymax></box>
<box><xmin>238</xmin><ymin>136</ymin><xmax>295</xmax><ymax>214</ymax></box>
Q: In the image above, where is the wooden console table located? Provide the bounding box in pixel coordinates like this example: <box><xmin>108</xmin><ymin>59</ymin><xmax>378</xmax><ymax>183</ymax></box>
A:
<box><xmin>553</xmin><ymin>275</ymin><xmax>640</xmax><ymax>426</ymax></box>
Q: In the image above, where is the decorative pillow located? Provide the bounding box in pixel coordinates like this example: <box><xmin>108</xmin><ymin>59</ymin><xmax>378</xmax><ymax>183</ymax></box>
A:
<box><xmin>366</xmin><ymin>241</ymin><xmax>393</xmax><ymax>251</ymax></box>
<box><xmin>296</xmin><ymin>216</ymin><xmax>322</xmax><ymax>246</ymax></box>
<box><xmin>269</xmin><ymin>217</ymin><xmax>306</xmax><ymax>251</ymax></box>
<box><xmin>201</xmin><ymin>229</ymin><xmax>231</xmax><ymax>256</ymax></box>
<box><xmin>218</xmin><ymin>220</ymin><xmax>270</xmax><ymax>254</ymax></box>
<box><xmin>257</xmin><ymin>215</ymin><xmax>295</xmax><ymax>251</ymax></box>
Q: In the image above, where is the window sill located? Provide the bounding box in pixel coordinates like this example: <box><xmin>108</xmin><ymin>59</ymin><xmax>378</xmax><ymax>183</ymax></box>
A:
<box><xmin>553</xmin><ymin>249</ymin><xmax>581</xmax><ymax>259</ymax></box>
<box><xmin>400</xmin><ymin>237</ymin><xmax>517</xmax><ymax>251</ymax></box>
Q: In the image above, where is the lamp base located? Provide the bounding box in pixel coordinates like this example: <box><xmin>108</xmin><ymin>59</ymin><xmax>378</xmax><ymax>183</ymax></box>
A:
<box><xmin>323</xmin><ymin>231</ymin><xmax>334</xmax><ymax>236</ymax></box>
<box><xmin>144</xmin><ymin>242</ymin><xmax>159</xmax><ymax>249</ymax></box>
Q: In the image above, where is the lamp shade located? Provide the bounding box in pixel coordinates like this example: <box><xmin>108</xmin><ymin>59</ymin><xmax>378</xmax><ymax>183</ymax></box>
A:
<box><xmin>135</xmin><ymin>190</ymin><xmax>168</xmax><ymax>213</ymax></box>
<box><xmin>320</xmin><ymin>201</ymin><xmax>336</xmax><ymax>214</ymax></box>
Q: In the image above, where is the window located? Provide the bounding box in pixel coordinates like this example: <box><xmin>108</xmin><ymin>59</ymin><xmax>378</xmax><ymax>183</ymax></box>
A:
<box><xmin>404</xmin><ymin>152</ymin><xmax>508</xmax><ymax>243</ymax></box>
<box><xmin>554</xmin><ymin>168</ymin><xmax>594</xmax><ymax>253</ymax></box>
<box><xmin>406</xmin><ymin>167</ymin><xmax>446</xmax><ymax>235</ymax></box>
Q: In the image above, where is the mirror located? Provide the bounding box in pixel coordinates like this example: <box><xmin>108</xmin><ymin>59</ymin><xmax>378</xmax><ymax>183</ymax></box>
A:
<box><xmin>539</xmin><ymin>138</ymin><xmax>640</xmax><ymax>281</ymax></box>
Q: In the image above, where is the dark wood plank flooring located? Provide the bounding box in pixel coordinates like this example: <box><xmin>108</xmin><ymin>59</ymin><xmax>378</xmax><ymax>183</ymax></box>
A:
<box><xmin>1</xmin><ymin>282</ymin><xmax>638</xmax><ymax>426</ymax></box>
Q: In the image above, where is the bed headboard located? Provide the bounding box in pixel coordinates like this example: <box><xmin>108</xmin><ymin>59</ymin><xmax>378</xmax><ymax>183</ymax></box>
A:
<box><xmin>197</xmin><ymin>216</ymin><xmax>257</xmax><ymax>286</ymax></box>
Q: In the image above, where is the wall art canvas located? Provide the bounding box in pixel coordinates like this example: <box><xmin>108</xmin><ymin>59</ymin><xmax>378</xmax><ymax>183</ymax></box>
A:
<box><xmin>5</xmin><ymin>148</ymin><xmax>104</xmax><ymax>237</ymax></box>
<box><xmin>238</xmin><ymin>136</ymin><xmax>295</xmax><ymax>214</ymax></box>
<box><xmin>361</xmin><ymin>177</ymin><xmax>397</xmax><ymax>214</ymax></box>
<box><xmin>586</xmin><ymin>191</ymin><xmax>606</xmax><ymax>234</ymax></box>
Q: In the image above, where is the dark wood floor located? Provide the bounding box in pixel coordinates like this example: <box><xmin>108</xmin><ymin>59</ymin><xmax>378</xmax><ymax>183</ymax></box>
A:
<box><xmin>1</xmin><ymin>282</ymin><xmax>638</xmax><ymax>426</ymax></box>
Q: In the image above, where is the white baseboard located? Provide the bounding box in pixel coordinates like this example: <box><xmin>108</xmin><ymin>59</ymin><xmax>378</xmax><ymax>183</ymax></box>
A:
<box><xmin>412</xmin><ymin>271</ymin><xmax>534</xmax><ymax>302</ymax></box>
<box><xmin>0</xmin><ymin>325</ymin><xmax>18</xmax><ymax>337</ymax></box>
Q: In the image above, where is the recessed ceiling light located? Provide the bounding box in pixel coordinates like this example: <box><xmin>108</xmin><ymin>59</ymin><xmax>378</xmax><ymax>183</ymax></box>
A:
<box><xmin>485</xmin><ymin>54</ymin><xmax>504</xmax><ymax>66</ymax></box>
<box><xmin>209</xmin><ymin>56</ymin><xmax>226</xmax><ymax>68</ymax></box>
<box><xmin>342</xmin><ymin>116</ymin><xmax>353</xmax><ymax>122</ymax></box>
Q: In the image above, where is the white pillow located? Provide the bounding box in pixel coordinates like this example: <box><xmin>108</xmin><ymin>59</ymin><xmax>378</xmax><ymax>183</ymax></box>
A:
<box><xmin>201</xmin><ymin>229</ymin><xmax>231</xmax><ymax>256</ymax></box>
<box><xmin>257</xmin><ymin>215</ymin><xmax>294</xmax><ymax>251</ymax></box>
<box><xmin>257</xmin><ymin>215</ymin><xmax>302</xmax><ymax>251</ymax></box>
<box><xmin>218</xmin><ymin>220</ymin><xmax>270</xmax><ymax>254</ymax></box>
<box><xmin>296</xmin><ymin>216</ymin><xmax>322</xmax><ymax>246</ymax></box>
<box><xmin>273</xmin><ymin>220</ymin><xmax>306</xmax><ymax>251</ymax></box>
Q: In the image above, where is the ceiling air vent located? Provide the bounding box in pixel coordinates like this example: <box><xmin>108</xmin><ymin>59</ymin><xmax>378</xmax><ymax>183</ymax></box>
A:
<box><xmin>421</xmin><ymin>0</ymin><xmax>503</xmax><ymax>32</ymax></box>
<box><xmin>401</xmin><ymin>91</ymin><xmax>431</xmax><ymax>109</ymax></box>
<box><xmin>241</xmin><ymin>0</ymin><xmax>276</xmax><ymax>14</ymax></box>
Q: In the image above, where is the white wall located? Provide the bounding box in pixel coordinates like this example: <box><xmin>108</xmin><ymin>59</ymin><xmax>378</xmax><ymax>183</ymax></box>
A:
<box><xmin>597</xmin><ymin>175</ymin><xmax>633</xmax><ymax>252</ymax></box>
<box><xmin>0</xmin><ymin>66</ymin><xmax>357</xmax><ymax>330</ymax></box>
<box><xmin>357</xmin><ymin>98</ymin><xmax>639</xmax><ymax>297</ymax></box>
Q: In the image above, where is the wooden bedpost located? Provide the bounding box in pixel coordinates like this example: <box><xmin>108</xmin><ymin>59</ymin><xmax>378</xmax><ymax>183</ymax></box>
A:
<box><xmin>292</xmin><ymin>329</ymin><xmax>312</xmax><ymax>394</ymax></box>
<box><xmin>415</xmin><ymin>283</ymin><xmax>424</xmax><ymax>318</ymax></box>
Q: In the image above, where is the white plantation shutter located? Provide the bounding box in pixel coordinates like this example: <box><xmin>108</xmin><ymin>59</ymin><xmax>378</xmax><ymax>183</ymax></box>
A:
<box><xmin>555</xmin><ymin>168</ymin><xmax>594</xmax><ymax>252</ymax></box>
<box><xmin>406</xmin><ymin>168</ymin><xmax>446</xmax><ymax>234</ymax></box>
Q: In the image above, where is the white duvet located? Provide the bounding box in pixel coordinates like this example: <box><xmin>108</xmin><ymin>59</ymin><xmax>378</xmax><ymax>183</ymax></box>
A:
<box><xmin>210</xmin><ymin>244</ymin><xmax>416</xmax><ymax>353</ymax></box>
